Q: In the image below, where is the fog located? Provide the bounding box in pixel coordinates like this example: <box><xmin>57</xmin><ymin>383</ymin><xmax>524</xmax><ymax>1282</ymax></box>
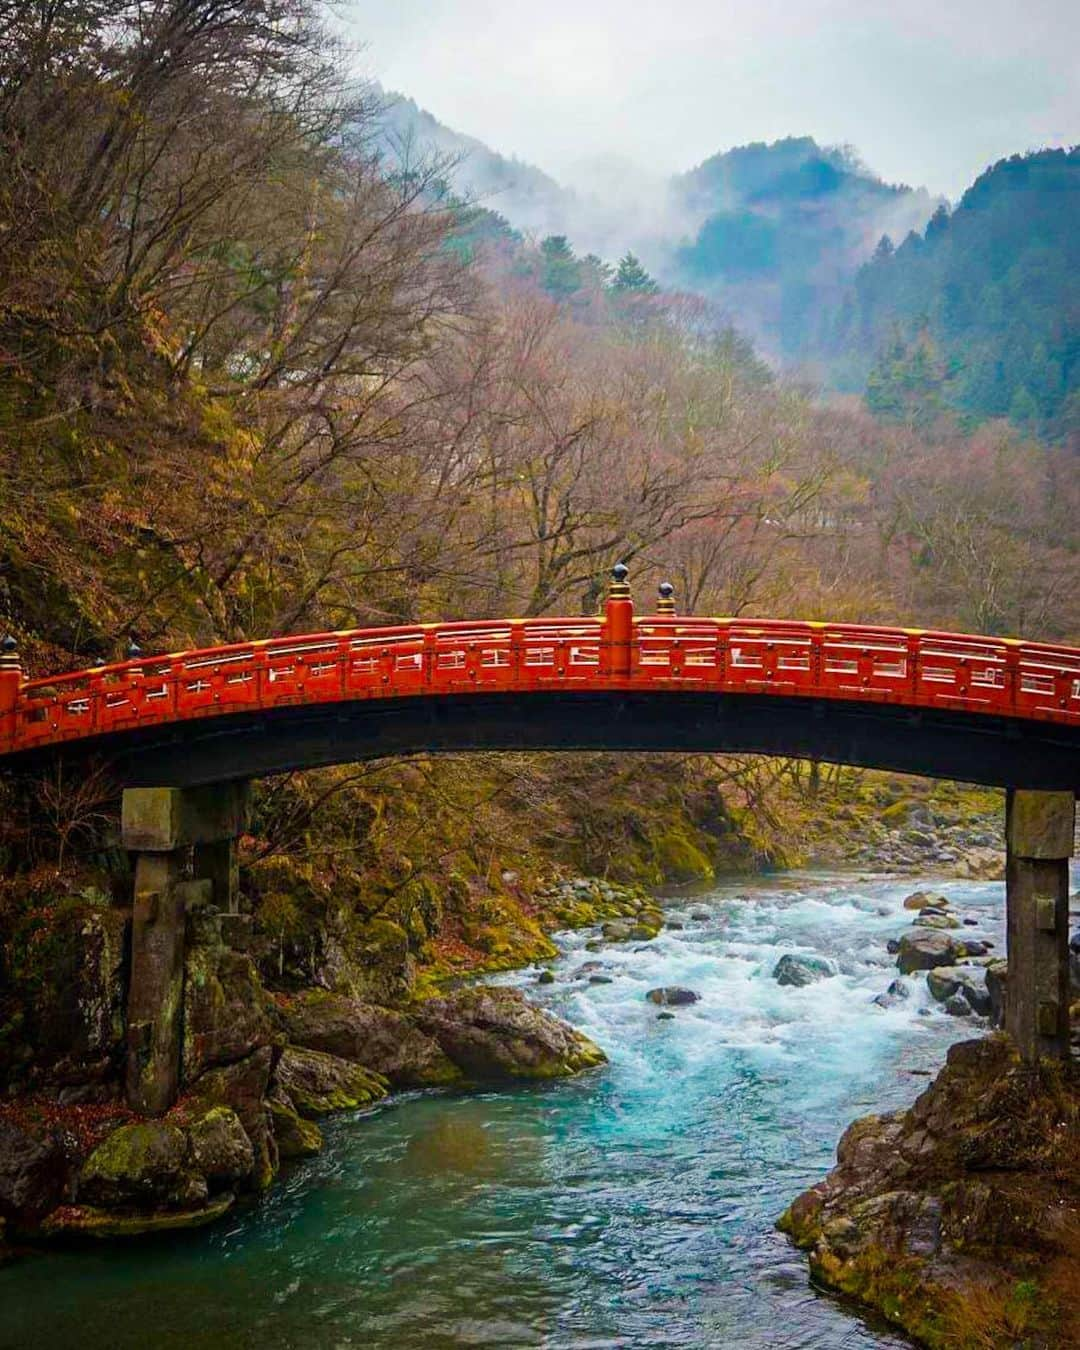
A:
<box><xmin>345</xmin><ymin>0</ymin><xmax>1078</xmax><ymax>198</ymax></box>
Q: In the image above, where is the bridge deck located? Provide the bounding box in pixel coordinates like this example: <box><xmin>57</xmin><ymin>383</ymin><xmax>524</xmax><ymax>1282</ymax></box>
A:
<box><xmin>1</xmin><ymin>615</ymin><xmax>1078</xmax><ymax>789</ymax></box>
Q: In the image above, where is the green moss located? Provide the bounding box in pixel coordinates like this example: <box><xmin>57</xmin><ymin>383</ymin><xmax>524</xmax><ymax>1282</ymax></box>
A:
<box><xmin>80</xmin><ymin>1122</ymin><xmax>187</xmax><ymax>1188</ymax></box>
<box><xmin>655</xmin><ymin>831</ymin><xmax>714</xmax><ymax>883</ymax></box>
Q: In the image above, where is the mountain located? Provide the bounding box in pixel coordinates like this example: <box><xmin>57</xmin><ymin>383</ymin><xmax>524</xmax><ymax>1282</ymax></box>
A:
<box><xmin>373</xmin><ymin>90</ymin><xmax>575</xmax><ymax>239</ymax></box>
<box><xmin>668</xmin><ymin>137</ymin><xmax>940</xmax><ymax>359</ymax></box>
<box><xmin>830</xmin><ymin>148</ymin><xmax>1080</xmax><ymax>441</ymax></box>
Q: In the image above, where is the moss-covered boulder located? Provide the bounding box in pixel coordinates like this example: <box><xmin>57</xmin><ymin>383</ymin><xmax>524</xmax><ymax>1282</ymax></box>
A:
<box><xmin>413</xmin><ymin>987</ymin><xmax>607</xmax><ymax>1082</ymax></box>
<box><xmin>186</xmin><ymin>1107</ymin><xmax>254</xmax><ymax>1188</ymax></box>
<box><xmin>655</xmin><ymin>831</ymin><xmax>714</xmax><ymax>883</ymax></box>
<box><xmin>349</xmin><ymin>918</ymin><xmax>416</xmax><ymax>1005</ymax></box>
<box><xmin>78</xmin><ymin>1121</ymin><xmax>204</xmax><ymax>1210</ymax></box>
<box><xmin>274</xmin><ymin>1047</ymin><xmax>388</xmax><ymax>1118</ymax></box>
<box><xmin>274</xmin><ymin>991</ymin><xmax>461</xmax><ymax>1088</ymax></box>
<box><xmin>183</xmin><ymin>944</ymin><xmax>278</xmax><ymax>1083</ymax></box>
<box><xmin>267</xmin><ymin>1091</ymin><xmax>324</xmax><ymax>1160</ymax></box>
<box><xmin>186</xmin><ymin>1044</ymin><xmax>278</xmax><ymax>1192</ymax></box>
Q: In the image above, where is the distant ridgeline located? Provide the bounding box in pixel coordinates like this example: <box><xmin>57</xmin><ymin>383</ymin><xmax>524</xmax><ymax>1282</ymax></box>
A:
<box><xmin>669</xmin><ymin>137</ymin><xmax>938</xmax><ymax>362</ymax></box>
<box><xmin>828</xmin><ymin>148</ymin><xmax>1080</xmax><ymax>442</ymax></box>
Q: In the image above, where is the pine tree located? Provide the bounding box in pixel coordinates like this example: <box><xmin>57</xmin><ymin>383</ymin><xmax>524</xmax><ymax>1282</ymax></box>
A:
<box><xmin>539</xmin><ymin>235</ymin><xmax>581</xmax><ymax>300</ymax></box>
<box><xmin>611</xmin><ymin>252</ymin><xmax>658</xmax><ymax>294</ymax></box>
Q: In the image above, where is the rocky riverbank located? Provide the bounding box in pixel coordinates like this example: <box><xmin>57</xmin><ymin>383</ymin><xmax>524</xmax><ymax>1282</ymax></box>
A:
<box><xmin>0</xmin><ymin>876</ymin><xmax>644</xmax><ymax>1258</ymax></box>
<box><xmin>779</xmin><ymin>1036</ymin><xmax>1080</xmax><ymax>1350</ymax></box>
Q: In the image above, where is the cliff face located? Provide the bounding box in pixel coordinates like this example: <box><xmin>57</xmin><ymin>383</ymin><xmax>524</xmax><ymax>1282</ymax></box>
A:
<box><xmin>779</xmin><ymin>1035</ymin><xmax>1080</xmax><ymax>1349</ymax></box>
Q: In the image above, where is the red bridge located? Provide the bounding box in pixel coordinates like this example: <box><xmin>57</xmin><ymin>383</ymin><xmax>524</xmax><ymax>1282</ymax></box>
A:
<box><xmin>1</xmin><ymin>569</ymin><xmax>1077</xmax><ymax>790</ymax></box>
<box><xmin>4</xmin><ymin>566</ymin><xmax>1075</xmax><ymax>1108</ymax></box>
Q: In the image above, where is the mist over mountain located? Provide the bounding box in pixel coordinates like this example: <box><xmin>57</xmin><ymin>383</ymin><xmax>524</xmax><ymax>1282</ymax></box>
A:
<box><xmin>375</xmin><ymin>91</ymin><xmax>939</xmax><ymax>362</ymax></box>
<box><xmin>374</xmin><ymin>89</ymin><xmax>574</xmax><ymax>238</ymax></box>
<box><xmin>669</xmin><ymin>138</ymin><xmax>941</xmax><ymax>359</ymax></box>
<box><xmin>833</xmin><ymin>148</ymin><xmax>1080</xmax><ymax>441</ymax></box>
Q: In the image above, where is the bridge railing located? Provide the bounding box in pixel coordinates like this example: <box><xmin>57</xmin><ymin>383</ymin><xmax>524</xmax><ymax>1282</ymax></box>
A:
<box><xmin>2</xmin><ymin>600</ymin><xmax>1079</xmax><ymax>757</ymax></box>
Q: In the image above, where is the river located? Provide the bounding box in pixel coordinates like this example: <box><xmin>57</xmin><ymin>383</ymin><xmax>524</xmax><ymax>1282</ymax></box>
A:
<box><xmin>1</xmin><ymin>870</ymin><xmax>1004</xmax><ymax>1349</ymax></box>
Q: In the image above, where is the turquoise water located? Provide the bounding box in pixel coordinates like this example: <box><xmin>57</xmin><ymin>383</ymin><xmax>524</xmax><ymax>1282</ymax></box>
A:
<box><xmin>1</xmin><ymin>872</ymin><xmax>1004</xmax><ymax>1349</ymax></box>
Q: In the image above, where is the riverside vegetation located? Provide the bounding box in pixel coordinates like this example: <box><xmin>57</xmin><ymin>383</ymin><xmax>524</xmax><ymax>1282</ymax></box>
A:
<box><xmin>0</xmin><ymin>1</ymin><xmax>1078</xmax><ymax>1344</ymax></box>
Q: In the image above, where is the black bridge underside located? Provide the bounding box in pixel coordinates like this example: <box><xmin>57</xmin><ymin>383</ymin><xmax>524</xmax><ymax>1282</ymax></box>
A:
<box><xmin>7</xmin><ymin>691</ymin><xmax>1079</xmax><ymax>792</ymax></box>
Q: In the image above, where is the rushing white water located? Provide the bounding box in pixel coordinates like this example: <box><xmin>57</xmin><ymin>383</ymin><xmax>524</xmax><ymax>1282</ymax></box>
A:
<box><xmin>1</xmin><ymin>871</ymin><xmax>1006</xmax><ymax>1349</ymax></box>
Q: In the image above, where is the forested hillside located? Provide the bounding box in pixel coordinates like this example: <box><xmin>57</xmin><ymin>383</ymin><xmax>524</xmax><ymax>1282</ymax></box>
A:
<box><xmin>670</xmin><ymin>138</ymin><xmax>938</xmax><ymax>359</ymax></box>
<box><xmin>828</xmin><ymin>149</ymin><xmax>1080</xmax><ymax>443</ymax></box>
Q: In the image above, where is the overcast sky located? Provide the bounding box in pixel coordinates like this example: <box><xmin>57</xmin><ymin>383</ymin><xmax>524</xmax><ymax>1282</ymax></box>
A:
<box><xmin>343</xmin><ymin>0</ymin><xmax>1078</xmax><ymax>197</ymax></box>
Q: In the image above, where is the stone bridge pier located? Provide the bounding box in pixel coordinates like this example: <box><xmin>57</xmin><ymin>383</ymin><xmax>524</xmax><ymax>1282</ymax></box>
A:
<box><xmin>1005</xmin><ymin>789</ymin><xmax>1075</xmax><ymax>1061</ymax></box>
<box><xmin>121</xmin><ymin>782</ymin><xmax>250</xmax><ymax>1113</ymax></box>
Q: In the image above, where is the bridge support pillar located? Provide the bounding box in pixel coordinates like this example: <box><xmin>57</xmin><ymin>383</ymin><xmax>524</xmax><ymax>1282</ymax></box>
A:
<box><xmin>1005</xmin><ymin>789</ymin><xmax>1075</xmax><ymax>1062</ymax></box>
<box><xmin>121</xmin><ymin>782</ymin><xmax>251</xmax><ymax>1112</ymax></box>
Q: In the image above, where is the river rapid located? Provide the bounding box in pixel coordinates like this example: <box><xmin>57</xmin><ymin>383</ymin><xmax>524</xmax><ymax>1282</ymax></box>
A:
<box><xmin>1</xmin><ymin>871</ymin><xmax>1005</xmax><ymax>1349</ymax></box>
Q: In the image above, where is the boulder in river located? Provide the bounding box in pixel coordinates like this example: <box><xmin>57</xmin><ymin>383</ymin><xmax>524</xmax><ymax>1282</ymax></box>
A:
<box><xmin>912</xmin><ymin>912</ymin><xmax>961</xmax><ymax>930</ymax></box>
<box><xmin>274</xmin><ymin>1047</ymin><xmax>388</xmax><ymax>1118</ymax></box>
<box><xmin>895</xmin><ymin>930</ymin><xmax>962</xmax><ymax>974</ymax></box>
<box><xmin>926</xmin><ymin>967</ymin><xmax>992</xmax><ymax>1017</ymax></box>
<box><xmin>413</xmin><ymin>987</ymin><xmax>606</xmax><ymax>1081</ymax></box>
<box><xmin>773</xmin><ymin>954</ymin><xmax>836</xmax><ymax>987</ymax></box>
<box><xmin>646</xmin><ymin>987</ymin><xmax>700</xmax><ymax>1006</ymax></box>
<box><xmin>274</xmin><ymin>991</ymin><xmax>460</xmax><ymax>1088</ymax></box>
<box><xmin>943</xmin><ymin>994</ymin><xmax>972</xmax><ymax>1017</ymax></box>
<box><xmin>872</xmin><ymin>978</ymin><xmax>912</xmax><ymax>1010</ymax></box>
<box><xmin>778</xmin><ymin>1036</ymin><xmax>1080</xmax><ymax>1345</ymax></box>
<box><xmin>955</xmin><ymin>938</ymin><xmax>992</xmax><ymax>957</ymax></box>
<box><xmin>186</xmin><ymin>1107</ymin><xmax>255</xmax><ymax>1189</ymax></box>
<box><xmin>266</xmin><ymin>1088</ymin><xmax>323</xmax><ymax>1160</ymax></box>
<box><xmin>902</xmin><ymin>891</ymin><xmax>949</xmax><ymax>911</ymax></box>
<box><xmin>985</xmin><ymin>960</ymin><xmax>1008</xmax><ymax>1026</ymax></box>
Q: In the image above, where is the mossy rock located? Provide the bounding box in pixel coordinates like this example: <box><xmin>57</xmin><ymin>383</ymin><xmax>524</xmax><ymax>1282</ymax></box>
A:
<box><xmin>186</xmin><ymin>1107</ymin><xmax>255</xmax><ymax>1187</ymax></box>
<box><xmin>413</xmin><ymin>986</ymin><xmax>607</xmax><ymax>1082</ymax></box>
<box><xmin>275</xmin><ymin>1046</ymin><xmax>389</xmax><ymax>1118</ymax></box>
<box><xmin>655</xmin><ymin>832</ymin><xmax>714</xmax><ymax>884</ymax></box>
<box><xmin>268</xmin><ymin>1097</ymin><xmax>324</xmax><ymax>1159</ymax></box>
<box><xmin>79</xmin><ymin>1122</ymin><xmax>204</xmax><ymax>1210</ymax></box>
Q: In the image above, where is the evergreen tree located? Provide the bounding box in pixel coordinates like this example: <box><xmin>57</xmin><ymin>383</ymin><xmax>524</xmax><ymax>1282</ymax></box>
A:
<box><xmin>611</xmin><ymin>252</ymin><xmax>658</xmax><ymax>294</ymax></box>
<box><xmin>539</xmin><ymin>235</ymin><xmax>581</xmax><ymax>300</ymax></box>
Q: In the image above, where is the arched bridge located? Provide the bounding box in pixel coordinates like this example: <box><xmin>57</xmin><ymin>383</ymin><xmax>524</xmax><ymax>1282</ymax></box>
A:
<box><xmin>1</xmin><ymin>571</ymin><xmax>1078</xmax><ymax>790</ymax></box>
<box><xmin>3</xmin><ymin>569</ymin><xmax>1075</xmax><ymax>1109</ymax></box>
